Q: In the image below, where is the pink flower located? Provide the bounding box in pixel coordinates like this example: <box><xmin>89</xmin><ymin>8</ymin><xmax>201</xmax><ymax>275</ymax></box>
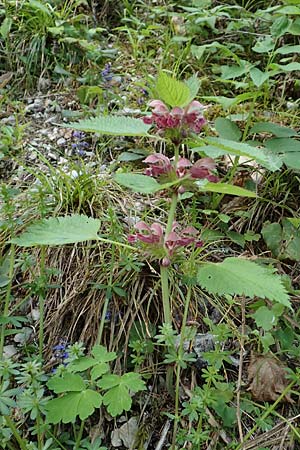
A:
<box><xmin>142</xmin><ymin>99</ymin><xmax>207</xmax><ymax>140</ymax></box>
<box><xmin>143</xmin><ymin>154</ymin><xmax>218</xmax><ymax>183</ymax></box>
<box><xmin>143</xmin><ymin>154</ymin><xmax>172</xmax><ymax>177</ymax></box>
<box><xmin>128</xmin><ymin>220</ymin><xmax>203</xmax><ymax>263</ymax></box>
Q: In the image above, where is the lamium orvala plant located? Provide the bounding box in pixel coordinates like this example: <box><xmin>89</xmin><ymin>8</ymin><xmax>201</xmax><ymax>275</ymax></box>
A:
<box><xmin>8</xmin><ymin>72</ymin><xmax>291</xmax><ymax>450</ymax></box>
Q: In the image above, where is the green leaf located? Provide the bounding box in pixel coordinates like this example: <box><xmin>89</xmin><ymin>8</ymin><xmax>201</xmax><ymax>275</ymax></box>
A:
<box><xmin>215</xmin><ymin>118</ymin><xmax>242</xmax><ymax>141</ymax></box>
<box><xmin>275</xmin><ymin>44</ymin><xmax>300</xmax><ymax>54</ymax></box>
<box><xmin>67</xmin><ymin>116</ymin><xmax>151</xmax><ymax>136</ymax></box>
<box><xmin>46</xmin><ymin>389</ymin><xmax>102</xmax><ymax>424</ymax></box>
<box><xmin>250</xmin><ymin>122</ymin><xmax>297</xmax><ymax>137</ymax></box>
<box><xmin>249</xmin><ymin>68</ymin><xmax>270</xmax><ymax>87</ymax></box>
<box><xmin>220</xmin><ymin>61</ymin><xmax>250</xmax><ymax>80</ymax></box>
<box><xmin>184</xmin><ymin>74</ymin><xmax>200</xmax><ymax>101</ymax></box>
<box><xmin>288</xmin><ymin>18</ymin><xmax>300</xmax><ymax>35</ymax></box>
<box><xmin>264</xmin><ymin>138</ymin><xmax>300</xmax><ymax>170</ymax></box>
<box><xmin>98</xmin><ymin>372</ymin><xmax>146</xmax><ymax>417</ymax></box>
<box><xmin>114</xmin><ymin>173</ymin><xmax>160</xmax><ymax>194</ymax></box>
<box><xmin>91</xmin><ymin>345</ymin><xmax>116</xmax><ymax>362</ymax></box>
<box><xmin>252</xmin><ymin>304</ymin><xmax>284</xmax><ymax>331</ymax></box>
<box><xmin>68</xmin><ymin>357</ymin><xmax>96</xmax><ymax>373</ymax></box>
<box><xmin>262</xmin><ymin>219</ymin><xmax>300</xmax><ymax>260</ymax></box>
<box><xmin>0</xmin><ymin>18</ymin><xmax>12</xmax><ymax>39</ymax></box>
<box><xmin>47</xmin><ymin>374</ymin><xmax>85</xmax><ymax>393</ymax></box>
<box><xmin>271</xmin><ymin>15</ymin><xmax>290</xmax><ymax>37</ymax></box>
<box><xmin>200</xmin><ymin>137</ymin><xmax>282</xmax><ymax>171</ymax></box>
<box><xmin>102</xmin><ymin>384</ymin><xmax>131</xmax><ymax>417</ymax></box>
<box><xmin>196</xmin><ymin>181</ymin><xmax>256</xmax><ymax>197</ymax></box>
<box><xmin>272</xmin><ymin>62</ymin><xmax>300</xmax><ymax>72</ymax></box>
<box><xmin>11</xmin><ymin>215</ymin><xmax>101</xmax><ymax>247</ymax></box>
<box><xmin>197</xmin><ymin>258</ymin><xmax>290</xmax><ymax>307</ymax></box>
<box><xmin>90</xmin><ymin>363</ymin><xmax>110</xmax><ymax>380</ymax></box>
<box><xmin>155</xmin><ymin>72</ymin><xmax>191</xmax><ymax>108</ymax></box>
<box><xmin>252</xmin><ymin>36</ymin><xmax>275</xmax><ymax>53</ymax></box>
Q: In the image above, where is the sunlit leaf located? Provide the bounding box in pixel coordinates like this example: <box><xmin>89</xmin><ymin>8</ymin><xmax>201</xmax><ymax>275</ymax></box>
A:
<box><xmin>11</xmin><ymin>215</ymin><xmax>101</xmax><ymax>247</ymax></box>
<box><xmin>197</xmin><ymin>258</ymin><xmax>290</xmax><ymax>307</ymax></box>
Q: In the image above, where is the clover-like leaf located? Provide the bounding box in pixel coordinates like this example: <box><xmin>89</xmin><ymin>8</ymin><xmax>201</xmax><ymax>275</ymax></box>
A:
<box><xmin>45</xmin><ymin>389</ymin><xmax>102</xmax><ymax>424</ymax></box>
<box><xmin>91</xmin><ymin>345</ymin><xmax>116</xmax><ymax>362</ymax></box>
<box><xmin>97</xmin><ymin>372</ymin><xmax>146</xmax><ymax>417</ymax></box>
<box><xmin>47</xmin><ymin>373</ymin><xmax>86</xmax><ymax>393</ymax></box>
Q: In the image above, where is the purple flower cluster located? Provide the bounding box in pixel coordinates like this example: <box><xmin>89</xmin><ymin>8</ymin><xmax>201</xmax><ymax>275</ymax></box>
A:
<box><xmin>52</xmin><ymin>340</ymin><xmax>69</xmax><ymax>363</ymax></box>
<box><xmin>128</xmin><ymin>221</ymin><xmax>203</xmax><ymax>266</ymax></box>
<box><xmin>143</xmin><ymin>100</ymin><xmax>206</xmax><ymax>135</ymax></box>
<box><xmin>101</xmin><ymin>63</ymin><xmax>113</xmax><ymax>82</ymax></box>
<box><xmin>143</xmin><ymin>154</ymin><xmax>218</xmax><ymax>183</ymax></box>
<box><xmin>72</xmin><ymin>130</ymin><xmax>90</xmax><ymax>156</ymax></box>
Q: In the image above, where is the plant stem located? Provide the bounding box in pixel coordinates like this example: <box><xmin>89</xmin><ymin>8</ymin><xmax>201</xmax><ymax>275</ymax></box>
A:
<box><xmin>160</xmin><ymin>266</ymin><xmax>172</xmax><ymax>326</ymax></box>
<box><xmin>38</xmin><ymin>246</ymin><xmax>46</xmax><ymax>361</ymax></box>
<box><xmin>235</xmin><ymin>379</ymin><xmax>297</xmax><ymax>450</ymax></box>
<box><xmin>0</xmin><ymin>244</ymin><xmax>15</xmax><ymax>359</ymax></box>
<box><xmin>74</xmin><ymin>420</ymin><xmax>85</xmax><ymax>450</ymax></box>
<box><xmin>166</xmin><ymin>193</ymin><xmax>178</xmax><ymax>235</ymax></box>
<box><xmin>171</xmin><ymin>285</ymin><xmax>192</xmax><ymax>449</ymax></box>
<box><xmin>96</xmin><ymin>244</ymin><xmax>115</xmax><ymax>345</ymax></box>
<box><xmin>4</xmin><ymin>415</ymin><xmax>29</xmax><ymax>450</ymax></box>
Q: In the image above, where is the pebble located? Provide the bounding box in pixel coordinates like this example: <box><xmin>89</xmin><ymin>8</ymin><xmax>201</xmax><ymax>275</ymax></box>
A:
<box><xmin>57</xmin><ymin>137</ymin><xmax>66</xmax><ymax>146</ymax></box>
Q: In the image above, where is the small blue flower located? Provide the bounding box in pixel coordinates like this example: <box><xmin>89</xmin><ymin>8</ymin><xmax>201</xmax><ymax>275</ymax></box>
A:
<box><xmin>53</xmin><ymin>344</ymin><xmax>66</xmax><ymax>351</ymax></box>
<box><xmin>73</xmin><ymin>131</ymin><xmax>86</xmax><ymax>139</ymax></box>
<box><xmin>101</xmin><ymin>63</ymin><xmax>113</xmax><ymax>82</ymax></box>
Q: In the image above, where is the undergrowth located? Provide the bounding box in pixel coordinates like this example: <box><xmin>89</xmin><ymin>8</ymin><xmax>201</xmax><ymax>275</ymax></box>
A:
<box><xmin>0</xmin><ymin>1</ymin><xmax>300</xmax><ymax>449</ymax></box>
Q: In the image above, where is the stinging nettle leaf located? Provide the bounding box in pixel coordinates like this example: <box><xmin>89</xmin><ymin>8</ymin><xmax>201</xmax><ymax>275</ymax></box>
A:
<box><xmin>11</xmin><ymin>215</ymin><xmax>101</xmax><ymax>247</ymax></box>
<box><xmin>197</xmin><ymin>258</ymin><xmax>290</xmax><ymax>307</ymax></box>
<box><xmin>67</xmin><ymin>116</ymin><xmax>151</xmax><ymax>137</ymax></box>
<box><xmin>155</xmin><ymin>72</ymin><xmax>191</xmax><ymax>108</ymax></box>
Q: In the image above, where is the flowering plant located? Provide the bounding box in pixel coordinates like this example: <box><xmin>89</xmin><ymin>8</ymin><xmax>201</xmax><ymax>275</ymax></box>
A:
<box><xmin>143</xmin><ymin>100</ymin><xmax>207</xmax><ymax>144</ymax></box>
<box><xmin>128</xmin><ymin>220</ymin><xmax>203</xmax><ymax>266</ymax></box>
<box><xmin>143</xmin><ymin>153</ymin><xmax>218</xmax><ymax>191</ymax></box>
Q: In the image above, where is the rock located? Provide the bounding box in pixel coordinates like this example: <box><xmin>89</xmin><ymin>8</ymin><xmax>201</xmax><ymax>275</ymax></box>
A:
<box><xmin>3</xmin><ymin>345</ymin><xmax>18</xmax><ymax>358</ymax></box>
<box><xmin>57</xmin><ymin>137</ymin><xmax>66</xmax><ymax>146</ymax></box>
<box><xmin>14</xmin><ymin>327</ymin><xmax>33</xmax><ymax>344</ymax></box>
<box><xmin>111</xmin><ymin>417</ymin><xmax>139</xmax><ymax>448</ymax></box>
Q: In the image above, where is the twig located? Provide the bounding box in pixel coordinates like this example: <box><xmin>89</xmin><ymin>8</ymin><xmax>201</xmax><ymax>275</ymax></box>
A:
<box><xmin>154</xmin><ymin>420</ymin><xmax>171</xmax><ymax>450</ymax></box>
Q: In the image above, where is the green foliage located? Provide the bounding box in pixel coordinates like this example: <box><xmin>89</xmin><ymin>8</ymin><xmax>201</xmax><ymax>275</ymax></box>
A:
<box><xmin>114</xmin><ymin>173</ymin><xmax>161</xmax><ymax>194</ymax></box>
<box><xmin>264</xmin><ymin>138</ymin><xmax>300</xmax><ymax>170</ymax></box>
<box><xmin>196</xmin><ymin>180</ymin><xmax>256</xmax><ymax>197</ymax></box>
<box><xmin>45</xmin><ymin>388</ymin><xmax>103</xmax><ymax>424</ymax></box>
<box><xmin>45</xmin><ymin>345</ymin><xmax>145</xmax><ymax>423</ymax></box>
<box><xmin>214</xmin><ymin>117</ymin><xmax>242</xmax><ymax>142</ymax></box>
<box><xmin>197</xmin><ymin>258</ymin><xmax>290</xmax><ymax>306</ymax></box>
<box><xmin>98</xmin><ymin>372</ymin><xmax>146</xmax><ymax>416</ymax></box>
<box><xmin>154</xmin><ymin>72</ymin><xmax>192</xmax><ymax>107</ymax></box>
<box><xmin>251</xmin><ymin>304</ymin><xmax>284</xmax><ymax>332</ymax></box>
<box><xmin>11</xmin><ymin>215</ymin><xmax>101</xmax><ymax>247</ymax></box>
<box><xmin>262</xmin><ymin>219</ymin><xmax>300</xmax><ymax>260</ymax></box>
<box><xmin>67</xmin><ymin>116</ymin><xmax>151</xmax><ymax>136</ymax></box>
<box><xmin>193</xmin><ymin>137</ymin><xmax>282</xmax><ymax>171</ymax></box>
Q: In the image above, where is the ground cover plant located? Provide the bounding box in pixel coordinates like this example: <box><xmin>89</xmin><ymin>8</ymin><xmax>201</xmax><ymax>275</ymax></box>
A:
<box><xmin>0</xmin><ymin>0</ymin><xmax>300</xmax><ymax>449</ymax></box>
